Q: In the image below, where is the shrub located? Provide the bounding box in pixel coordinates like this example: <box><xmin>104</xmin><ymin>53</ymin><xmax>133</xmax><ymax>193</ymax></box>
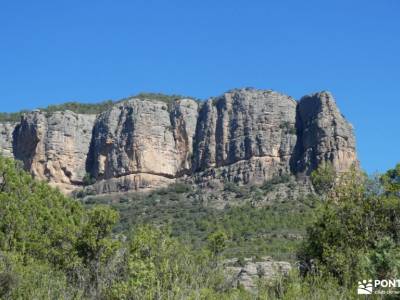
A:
<box><xmin>300</xmin><ymin>164</ymin><xmax>400</xmax><ymax>289</ymax></box>
<box><xmin>279</xmin><ymin>121</ymin><xmax>296</xmax><ymax>135</ymax></box>
<box><xmin>169</xmin><ymin>182</ymin><xmax>192</xmax><ymax>194</ymax></box>
<box><xmin>82</xmin><ymin>173</ymin><xmax>96</xmax><ymax>186</ymax></box>
<box><xmin>310</xmin><ymin>162</ymin><xmax>336</xmax><ymax>196</ymax></box>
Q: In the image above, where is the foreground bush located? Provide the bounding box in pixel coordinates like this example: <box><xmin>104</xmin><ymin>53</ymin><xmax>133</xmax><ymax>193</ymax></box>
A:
<box><xmin>1</xmin><ymin>155</ymin><xmax>399</xmax><ymax>299</ymax></box>
<box><xmin>300</xmin><ymin>163</ymin><xmax>400</xmax><ymax>294</ymax></box>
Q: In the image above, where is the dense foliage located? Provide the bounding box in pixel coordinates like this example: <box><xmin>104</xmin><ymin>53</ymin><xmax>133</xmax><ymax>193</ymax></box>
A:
<box><xmin>0</xmin><ymin>156</ymin><xmax>250</xmax><ymax>299</ymax></box>
<box><xmin>0</xmin><ymin>157</ymin><xmax>120</xmax><ymax>298</ymax></box>
<box><xmin>0</xmin><ymin>158</ymin><xmax>83</xmax><ymax>268</ymax></box>
<box><xmin>1</xmin><ymin>153</ymin><xmax>400</xmax><ymax>299</ymax></box>
<box><xmin>299</xmin><ymin>163</ymin><xmax>400</xmax><ymax>296</ymax></box>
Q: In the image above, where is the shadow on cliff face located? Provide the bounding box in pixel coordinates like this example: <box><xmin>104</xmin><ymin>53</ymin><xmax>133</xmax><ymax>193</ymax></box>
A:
<box><xmin>12</xmin><ymin>121</ymin><xmax>40</xmax><ymax>171</ymax></box>
<box><xmin>290</xmin><ymin>95</ymin><xmax>326</xmax><ymax>177</ymax></box>
<box><xmin>289</xmin><ymin>103</ymin><xmax>305</xmax><ymax>177</ymax></box>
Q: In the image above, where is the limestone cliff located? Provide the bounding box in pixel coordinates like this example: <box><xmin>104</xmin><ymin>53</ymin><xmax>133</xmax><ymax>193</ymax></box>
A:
<box><xmin>292</xmin><ymin>91</ymin><xmax>357</xmax><ymax>174</ymax></box>
<box><xmin>0</xmin><ymin>122</ymin><xmax>15</xmax><ymax>158</ymax></box>
<box><xmin>85</xmin><ymin>98</ymin><xmax>199</xmax><ymax>193</ymax></box>
<box><xmin>12</xmin><ymin>111</ymin><xmax>96</xmax><ymax>193</ymax></box>
<box><xmin>192</xmin><ymin>89</ymin><xmax>298</xmax><ymax>184</ymax></box>
<box><xmin>0</xmin><ymin>88</ymin><xmax>358</xmax><ymax>194</ymax></box>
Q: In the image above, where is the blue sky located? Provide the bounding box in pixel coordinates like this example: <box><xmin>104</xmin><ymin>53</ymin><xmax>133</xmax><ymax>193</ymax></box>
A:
<box><xmin>1</xmin><ymin>0</ymin><xmax>399</xmax><ymax>173</ymax></box>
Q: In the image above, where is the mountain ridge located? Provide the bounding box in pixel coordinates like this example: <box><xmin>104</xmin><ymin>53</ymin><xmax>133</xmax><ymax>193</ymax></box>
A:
<box><xmin>0</xmin><ymin>88</ymin><xmax>357</xmax><ymax>194</ymax></box>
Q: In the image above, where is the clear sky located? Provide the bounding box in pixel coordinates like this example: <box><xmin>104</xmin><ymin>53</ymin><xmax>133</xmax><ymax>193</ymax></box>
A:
<box><xmin>1</xmin><ymin>0</ymin><xmax>399</xmax><ymax>174</ymax></box>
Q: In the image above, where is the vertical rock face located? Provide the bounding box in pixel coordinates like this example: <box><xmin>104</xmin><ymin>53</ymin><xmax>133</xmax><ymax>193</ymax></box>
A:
<box><xmin>0</xmin><ymin>122</ymin><xmax>16</xmax><ymax>158</ymax></box>
<box><xmin>86</xmin><ymin>98</ymin><xmax>198</xmax><ymax>192</ymax></box>
<box><xmin>192</xmin><ymin>89</ymin><xmax>298</xmax><ymax>183</ymax></box>
<box><xmin>0</xmin><ymin>88</ymin><xmax>358</xmax><ymax>194</ymax></box>
<box><xmin>170</xmin><ymin>99</ymin><xmax>199</xmax><ymax>172</ymax></box>
<box><xmin>12</xmin><ymin>111</ymin><xmax>96</xmax><ymax>192</ymax></box>
<box><xmin>292</xmin><ymin>92</ymin><xmax>357</xmax><ymax>174</ymax></box>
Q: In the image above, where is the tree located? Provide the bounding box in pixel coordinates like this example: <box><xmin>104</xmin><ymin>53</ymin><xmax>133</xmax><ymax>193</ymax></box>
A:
<box><xmin>0</xmin><ymin>156</ymin><xmax>84</xmax><ymax>268</ymax></box>
<box><xmin>0</xmin><ymin>156</ymin><xmax>123</xmax><ymax>298</ymax></box>
<box><xmin>108</xmin><ymin>225</ymin><xmax>226</xmax><ymax>299</ymax></box>
<box><xmin>300</xmin><ymin>163</ymin><xmax>400</xmax><ymax>288</ymax></box>
<box><xmin>76</xmin><ymin>205</ymin><xmax>120</xmax><ymax>297</ymax></box>
<box><xmin>380</xmin><ymin>163</ymin><xmax>400</xmax><ymax>196</ymax></box>
<box><xmin>310</xmin><ymin>162</ymin><xmax>336</xmax><ymax>197</ymax></box>
<box><xmin>207</xmin><ymin>230</ymin><xmax>228</xmax><ymax>257</ymax></box>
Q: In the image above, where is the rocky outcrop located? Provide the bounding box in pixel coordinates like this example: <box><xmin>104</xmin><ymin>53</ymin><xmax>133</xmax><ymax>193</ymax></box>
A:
<box><xmin>82</xmin><ymin>173</ymin><xmax>175</xmax><ymax>195</ymax></box>
<box><xmin>192</xmin><ymin>89</ymin><xmax>357</xmax><ymax>185</ymax></box>
<box><xmin>192</xmin><ymin>89</ymin><xmax>298</xmax><ymax>184</ymax></box>
<box><xmin>0</xmin><ymin>122</ymin><xmax>16</xmax><ymax>158</ymax></box>
<box><xmin>85</xmin><ymin>98</ymin><xmax>198</xmax><ymax>193</ymax></box>
<box><xmin>0</xmin><ymin>88</ymin><xmax>358</xmax><ymax>194</ymax></box>
<box><xmin>12</xmin><ymin>111</ymin><xmax>96</xmax><ymax>193</ymax></box>
<box><xmin>292</xmin><ymin>91</ymin><xmax>357</xmax><ymax>174</ymax></box>
<box><xmin>225</xmin><ymin>257</ymin><xmax>291</xmax><ymax>291</ymax></box>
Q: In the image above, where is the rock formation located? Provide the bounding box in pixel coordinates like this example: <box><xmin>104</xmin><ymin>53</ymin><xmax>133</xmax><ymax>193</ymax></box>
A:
<box><xmin>225</xmin><ymin>256</ymin><xmax>292</xmax><ymax>291</ymax></box>
<box><xmin>12</xmin><ymin>110</ymin><xmax>96</xmax><ymax>193</ymax></box>
<box><xmin>0</xmin><ymin>122</ymin><xmax>15</xmax><ymax>158</ymax></box>
<box><xmin>192</xmin><ymin>89</ymin><xmax>298</xmax><ymax>184</ymax></box>
<box><xmin>0</xmin><ymin>88</ymin><xmax>358</xmax><ymax>194</ymax></box>
<box><xmin>85</xmin><ymin>98</ymin><xmax>198</xmax><ymax>193</ymax></box>
<box><xmin>292</xmin><ymin>91</ymin><xmax>357</xmax><ymax>174</ymax></box>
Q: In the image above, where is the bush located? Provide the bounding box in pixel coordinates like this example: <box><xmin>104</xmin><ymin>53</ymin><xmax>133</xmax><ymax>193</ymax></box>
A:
<box><xmin>261</xmin><ymin>174</ymin><xmax>291</xmax><ymax>191</ymax></box>
<box><xmin>106</xmin><ymin>226</ymin><xmax>228</xmax><ymax>299</ymax></box>
<box><xmin>82</xmin><ymin>173</ymin><xmax>96</xmax><ymax>186</ymax></box>
<box><xmin>279</xmin><ymin>121</ymin><xmax>296</xmax><ymax>135</ymax></box>
<box><xmin>300</xmin><ymin>164</ymin><xmax>400</xmax><ymax>289</ymax></box>
<box><xmin>168</xmin><ymin>182</ymin><xmax>192</xmax><ymax>194</ymax></box>
<box><xmin>310</xmin><ymin>162</ymin><xmax>336</xmax><ymax>196</ymax></box>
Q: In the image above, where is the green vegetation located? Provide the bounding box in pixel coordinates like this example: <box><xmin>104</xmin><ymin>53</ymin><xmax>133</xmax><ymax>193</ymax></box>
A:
<box><xmin>0</xmin><ymin>101</ymin><xmax>115</xmax><ymax>122</ymax></box>
<box><xmin>310</xmin><ymin>161</ymin><xmax>336</xmax><ymax>196</ymax></box>
<box><xmin>260</xmin><ymin>173</ymin><xmax>292</xmax><ymax>192</ymax></box>
<box><xmin>106</xmin><ymin>225</ymin><xmax>230</xmax><ymax>299</ymax></box>
<box><xmin>42</xmin><ymin>100</ymin><xmax>115</xmax><ymax>114</ymax></box>
<box><xmin>298</xmin><ymin>163</ymin><xmax>400</xmax><ymax>296</ymax></box>
<box><xmin>132</xmin><ymin>92</ymin><xmax>198</xmax><ymax>104</ymax></box>
<box><xmin>0</xmin><ymin>156</ymin><xmax>117</xmax><ymax>298</ymax></box>
<box><xmin>0</xmin><ymin>157</ymin><xmax>84</xmax><ymax>268</ymax></box>
<box><xmin>83</xmin><ymin>181</ymin><xmax>314</xmax><ymax>261</ymax></box>
<box><xmin>0</xmin><ymin>111</ymin><xmax>30</xmax><ymax>123</ymax></box>
<box><xmin>82</xmin><ymin>173</ymin><xmax>96</xmax><ymax>186</ymax></box>
<box><xmin>1</xmin><ymin>154</ymin><xmax>400</xmax><ymax>299</ymax></box>
<box><xmin>0</xmin><ymin>93</ymin><xmax>199</xmax><ymax>122</ymax></box>
<box><xmin>279</xmin><ymin>121</ymin><xmax>296</xmax><ymax>135</ymax></box>
<box><xmin>0</xmin><ymin>156</ymin><xmax>228</xmax><ymax>298</ymax></box>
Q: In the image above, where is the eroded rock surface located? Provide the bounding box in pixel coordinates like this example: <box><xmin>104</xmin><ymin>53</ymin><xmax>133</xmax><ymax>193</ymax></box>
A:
<box><xmin>193</xmin><ymin>89</ymin><xmax>298</xmax><ymax>184</ymax></box>
<box><xmin>12</xmin><ymin>111</ymin><xmax>96</xmax><ymax>193</ymax></box>
<box><xmin>0</xmin><ymin>122</ymin><xmax>16</xmax><ymax>158</ymax></box>
<box><xmin>225</xmin><ymin>257</ymin><xmax>292</xmax><ymax>291</ymax></box>
<box><xmin>0</xmin><ymin>89</ymin><xmax>358</xmax><ymax>194</ymax></box>
<box><xmin>85</xmin><ymin>98</ymin><xmax>198</xmax><ymax>193</ymax></box>
<box><xmin>292</xmin><ymin>91</ymin><xmax>357</xmax><ymax>174</ymax></box>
